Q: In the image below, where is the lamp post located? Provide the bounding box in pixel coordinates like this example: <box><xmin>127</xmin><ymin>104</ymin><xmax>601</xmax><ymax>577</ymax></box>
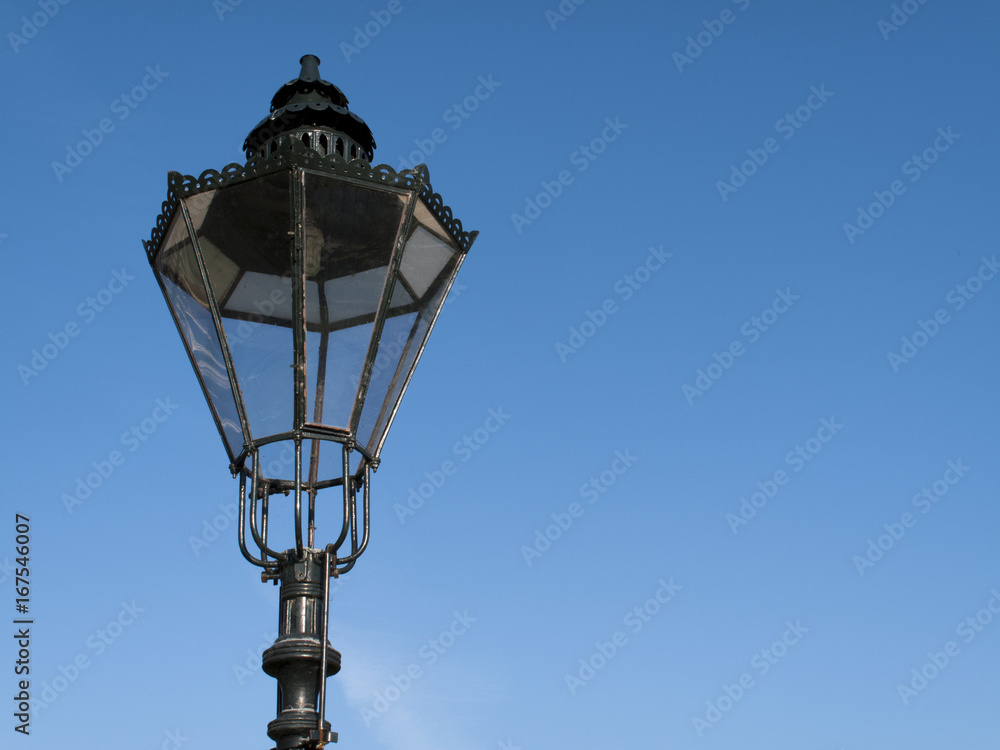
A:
<box><xmin>142</xmin><ymin>54</ymin><xmax>477</xmax><ymax>748</ymax></box>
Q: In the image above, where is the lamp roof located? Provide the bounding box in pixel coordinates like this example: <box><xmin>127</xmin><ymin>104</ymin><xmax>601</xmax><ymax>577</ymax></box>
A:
<box><xmin>243</xmin><ymin>54</ymin><xmax>376</xmax><ymax>161</ymax></box>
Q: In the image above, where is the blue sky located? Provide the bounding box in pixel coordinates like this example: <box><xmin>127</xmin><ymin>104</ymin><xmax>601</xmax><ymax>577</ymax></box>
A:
<box><xmin>3</xmin><ymin>1</ymin><xmax>999</xmax><ymax>749</ymax></box>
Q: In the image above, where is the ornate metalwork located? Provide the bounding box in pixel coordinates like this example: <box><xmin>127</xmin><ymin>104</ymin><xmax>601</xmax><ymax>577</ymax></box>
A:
<box><xmin>143</xmin><ymin>53</ymin><xmax>478</xmax><ymax>750</ymax></box>
<box><xmin>244</xmin><ymin>54</ymin><xmax>375</xmax><ymax>162</ymax></box>
<box><xmin>143</xmin><ymin>139</ymin><xmax>476</xmax><ymax>264</ymax></box>
<box><xmin>262</xmin><ymin>547</ymin><xmax>341</xmax><ymax>749</ymax></box>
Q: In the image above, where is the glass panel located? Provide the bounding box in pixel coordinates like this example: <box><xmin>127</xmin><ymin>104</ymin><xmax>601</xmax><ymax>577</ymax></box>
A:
<box><xmin>154</xmin><ymin>213</ymin><xmax>244</xmax><ymax>458</ymax></box>
<box><xmin>222</xmin><ymin>317</ymin><xmax>292</xmax><ymax>441</ymax></box>
<box><xmin>304</xmin><ymin>308</ymin><xmax>372</xmax><ymax>429</ymax></box>
<box><xmin>257</xmin><ymin>440</ymin><xmax>298</xmax><ymax>481</ymax></box>
<box><xmin>302</xmin><ymin>172</ymin><xmax>410</xmax><ymax>431</ymax></box>
<box><xmin>255</xmin><ymin>439</ymin><xmax>360</xmax><ymax>492</ymax></box>
<box><xmin>184</xmin><ymin>175</ymin><xmax>295</xmax><ymax>442</ymax></box>
<box><xmin>303</xmin><ymin>437</ymin><xmax>364</xmax><ymax>487</ymax></box>
<box><xmin>399</xmin><ymin>201</ymin><xmax>457</xmax><ymax>298</ymax></box>
<box><xmin>395</xmin><ymin>227</ymin><xmax>456</xmax><ymax>303</ymax></box>
<box><xmin>354</xmin><ymin>200</ymin><xmax>465</xmax><ymax>456</ymax></box>
<box><xmin>225</xmin><ymin>272</ymin><xmax>294</xmax><ymax>321</ymax></box>
<box><xmin>354</xmin><ymin>310</ymin><xmax>417</xmax><ymax>454</ymax></box>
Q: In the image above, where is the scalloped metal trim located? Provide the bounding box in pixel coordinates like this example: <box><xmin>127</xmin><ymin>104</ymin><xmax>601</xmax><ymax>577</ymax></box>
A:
<box><xmin>143</xmin><ymin>139</ymin><xmax>477</xmax><ymax>262</ymax></box>
<box><xmin>244</xmin><ymin>101</ymin><xmax>375</xmax><ymax>160</ymax></box>
<box><xmin>418</xmin><ymin>185</ymin><xmax>478</xmax><ymax>252</ymax></box>
<box><xmin>269</xmin><ymin>73</ymin><xmax>349</xmax><ymax>111</ymax></box>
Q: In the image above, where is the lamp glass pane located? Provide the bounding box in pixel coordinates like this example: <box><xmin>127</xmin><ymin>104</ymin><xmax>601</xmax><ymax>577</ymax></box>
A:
<box><xmin>154</xmin><ymin>212</ymin><xmax>244</xmax><ymax>458</ymax></box>
<box><xmin>301</xmin><ymin>172</ymin><xmax>410</xmax><ymax>432</ymax></box>
<box><xmin>355</xmin><ymin>201</ymin><xmax>464</xmax><ymax>456</ymax></box>
<box><xmin>184</xmin><ymin>175</ymin><xmax>295</xmax><ymax>443</ymax></box>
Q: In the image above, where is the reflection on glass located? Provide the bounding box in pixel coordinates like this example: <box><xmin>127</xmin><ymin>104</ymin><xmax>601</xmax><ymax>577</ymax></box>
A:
<box><xmin>302</xmin><ymin>173</ymin><xmax>410</xmax><ymax>432</ymax></box>
<box><xmin>354</xmin><ymin>203</ymin><xmax>463</xmax><ymax>456</ymax></box>
<box><xmin>155</xmin><ymin>219</ymin><xmax>244</xmax><ymax>458</ymax></box>
<box><xmin>184</xmin><ymin>175</ymin><xmax>296</xmax><ymax>440</ymax></box>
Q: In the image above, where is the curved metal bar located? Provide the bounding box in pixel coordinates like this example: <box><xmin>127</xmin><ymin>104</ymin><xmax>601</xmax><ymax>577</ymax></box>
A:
<box><xmin>249</xmin><ymin>463</ymin><xmax>286</xmax><ymax>562</ymax></box>
<box><xmin>237</xmin><ymin>471</ymin><xmax>268</xmax><ymax>568</ymax></box>
<box><xmin>307</xmin><ymin>489</ymin><xmax>317</xmax><ymax>549</ymax></box>
<box><xmin>248</xmin><ymin>470</ymin><xmax>266</xmax><ymax>551</ymax></box>
<box><xmin>293</xmin><ymin>438</ymin><xmax>304</xmax><ymax>558</ymax></box>
<box><xmin>238</xmin><ymin>432</ymin><xmax>375</xmax><ymax>466</ymax></box>
<box><xmin>242</xmin><ymin>427</ymin><xmax>356</xmax><ymax>451</ymax></box>
<box><xmin>329</xmin><ymin>443</ymin><xmax>353</xmax><ymax>553</ymax></box>
<box><xmin>261</xmin><ymin>494</ymin><xmax>271</xmax><ymax>564</ymax></box>
<box><xmin>335</xmin><ymin>463</ymin><xmax>371</xmax><ymax>567</ymax></box>
<box><xmin>242</xmin><ymin>474</ymin><xmax>348</xmax><ymax>493</ymax></box>
<box><xmin>250</xmin><ymin>491</ymin><xmax>285</xmax><ymax>562</ymax></box>
<box><xmin>349</xmin><ymin>480</ymin><xmax>359</xmax><ymax>556</ymax></box>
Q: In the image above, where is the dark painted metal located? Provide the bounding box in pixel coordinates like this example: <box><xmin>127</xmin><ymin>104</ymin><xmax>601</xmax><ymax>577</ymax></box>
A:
<box><xmin>143</xmin><ymin>54</ymin><xmax>478</xmax><ymax>748</ymax></box>
<box><xmin>249</xmin><ymin>467</ymin><xmax>287</xmax><ymax>564</ymax></box>
<box><xmin>317</xmin><ymin>544</ymin><xmax>335</xmax><ymax>740</ymax></box>
<box><xmin>244</xmin><ymin>54</ymin><xmax>375</xmax><ymax>162</ymax></box>
<box><xmin>143</xmin><ymin>145</ymin><xmax>476</xmax><ymax>267</ymax></box>
<box><xmin>261</xmin><ymin>548</ymin><xmax>340</xmax><ymax>749</ymax></box>
<box><xmin>237</xmin><ymin>471</ymin><xmax>267</xmax><ymax>568</ymax></box>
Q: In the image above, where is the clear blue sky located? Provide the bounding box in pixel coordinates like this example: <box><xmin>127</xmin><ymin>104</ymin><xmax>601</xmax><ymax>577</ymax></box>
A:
<box><xmin>3</xmin><ymin>1</ymin><xmax>999</xmax><ymax>748</ymax></box>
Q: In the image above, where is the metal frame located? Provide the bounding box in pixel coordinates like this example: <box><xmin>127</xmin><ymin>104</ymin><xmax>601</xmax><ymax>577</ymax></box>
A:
<box><xmin>143</xmin><ymin>137</ymin><xmax>477</xmax><ymax>469</ymax></box>
<box><xmin>144</xmin><ymin>139</ymin><xmax>476</xmax><ymax>259</ymax></box>
<box><xmin>144</xmin><ymin>87</ymin><xmax>477</xmax><ymax>748</ymax></box>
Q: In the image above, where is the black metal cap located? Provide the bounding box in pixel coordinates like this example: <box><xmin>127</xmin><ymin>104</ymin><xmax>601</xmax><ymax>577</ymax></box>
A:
<box><xmin>243</xmin><ymin>55</ymin><xmax>376</xmax><ymax>161</ymax></box>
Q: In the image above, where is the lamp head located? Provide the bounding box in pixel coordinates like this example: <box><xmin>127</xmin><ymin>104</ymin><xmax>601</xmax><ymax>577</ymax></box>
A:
<box><xmin>143</xmin><ymin>55</ymin><xmax>477</xmax><ymax>571</ymax></box>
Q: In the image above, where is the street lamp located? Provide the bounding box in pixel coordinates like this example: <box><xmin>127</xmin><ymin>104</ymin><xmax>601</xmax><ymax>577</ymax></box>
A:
<box><xmin>142</xmin><ymin>54</ymin><xmax>477</xmax><ymax>748</ymax></box>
